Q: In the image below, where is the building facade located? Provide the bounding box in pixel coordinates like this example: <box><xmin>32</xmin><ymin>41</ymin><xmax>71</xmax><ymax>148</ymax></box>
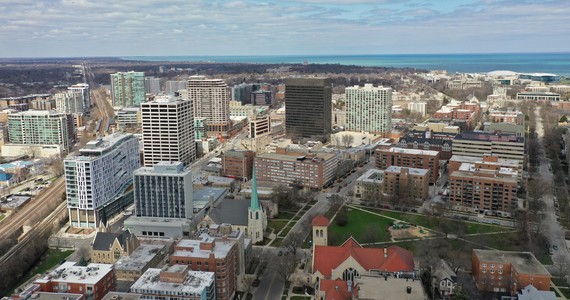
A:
<box><xmin>111</xmin><ymin>71</ymin><xmax>145</xmax><ymax>107</ymax></box>
<box><xmin>144</xmin><ymin>76</ymin><xmax>161</xmax><ymax>95</ymax></box>
<box><xmin>255</xmin><ymin>151</ymin><xmax>338</xmax><ymax>189</ymax></box>
<box><xmin>472</xmin><ymin>249</ymin><xmax>551</xmax><ymax>294</ymax></box>
<box><xmin>7</xmin><ymin>110</ymin><xmax>74</xmax><ymax>153</ymax></box>
<box><xmin>68</xmin><ymin>83</ymin><xmax>90</xmax><ymax>111</ymax></box>
<box><xmin>55</xmin><ymin>91</ymin><xmax>84</xmax><ymax>114</ymax></box>
<box><xmin>187</xmin><ymin>76</ymin><xmax>231</xmax><ymax>137</ymax></box>
<box><xmin>170</xmin><ymin>237</ymin><xmax>238</xmax><ymax>300</ymax></box>
<box><xmin>133</xmin><ymin>162</ymin><xmax>193</xmax><ymax>219</ymax></box>
<box><xmin>452</xmin><ymin>132</ymin><xmax>525</xmax><ymax>165</ymax></box>
<box><xmin>345</xmin><ymin>84</ymin><xmax>392</xmax><ymax>135</ymax></box>
<box><xmin>141</xmin><ymin>95</ymin><xmax>195</xmax><ymax>166</ymax></box>
<box><xmin>222</xmin><ymin>149</ymin><xmax>255</xmax><ymax>180</ymax></box>
<box><xmin>64</xmin><ymin>133</ymin><xmax>140</xmax><ymax>228</ymax></box>
<box><xmin>285</xmin><ymin>78</ymin><xmax>332</xmax><ymax>141</ymax></box>
<box><xmin>375</xmin><ymin>147</ymin><xmax>440</xmax><ymax>184</ymax></box>
<box><xmin>383</xmin><ymin>166</ymin><xmax>430</xmax><ymax>202</ymax></box>
<box><xmin>516</xmin><ymin>91</ymin><xmax>560</xmax><ymax>101</ymax></box>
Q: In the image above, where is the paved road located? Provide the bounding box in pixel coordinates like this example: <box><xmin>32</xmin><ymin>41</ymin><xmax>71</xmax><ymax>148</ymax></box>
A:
<box><xmin>252</xmin><ymin>247</ymin><xmax>284</xmax><ymax>300</ymax></box>
<box><xmin>534</xmin><ymin>106</ymin><xmax>570</xmax><ymax>266</ymax></box>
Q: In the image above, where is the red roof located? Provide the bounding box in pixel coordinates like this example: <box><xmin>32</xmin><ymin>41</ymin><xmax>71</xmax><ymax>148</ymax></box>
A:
<box><xmin>313</xmin><ymin>237</ymin><xmax>415</xmax><ymax>278</ymax></box>
<box><xmin>319</xmin><ymin>279</ymin><xmax>358</xmax><ymax>300</ymax></box>
<box><xmin>312</xmin><ymin>215</ymin><xmax>330</xmax><ymax>227</ymax></box>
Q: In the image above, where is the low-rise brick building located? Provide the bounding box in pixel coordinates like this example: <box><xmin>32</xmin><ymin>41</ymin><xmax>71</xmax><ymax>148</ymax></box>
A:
<box><xmin>383</xmin><ymin>166</ymin><xmax>430</xmax><ymax>202</ymax></box>
<box><xmin>375</xmin><ymin>147</ymin><xmax>440</xmax><ymax>184</ymax></box>
<box><xmin>222</xmin><ymin>149</ymin><xmax>255</xmax><ymax>180</ymax></box>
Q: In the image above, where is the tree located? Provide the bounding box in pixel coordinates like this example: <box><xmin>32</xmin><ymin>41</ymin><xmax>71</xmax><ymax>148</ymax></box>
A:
<box><xmin>328</xmin><ymin>195</ymin><xmax>344</xmax><ymax>215</ymax></box>
<box><xmin>341</xmin><ymin>134</ymin><xmax>355</xmax><ymax>148</ymax></box>
<box><xmin>335</xmin><ymin>210</ymin><xmax>349</xmax><ymax>226</ymax></box>
<box><xmin>271</xmin><ymin>252</ymin><xmax>299</xmax><ymax>283</ymax></box>
<box><xmin>560</xmin><ymin>115</ymin><xmax>568</xmax><ymax>123</ymax></box>
<box><xmin>552</xmin><ymin>253</ymin><xmax>570</xmax><ymax>277</ymax></box>
<box><xmin>283</xmin><ymin>231</ymin><xmax>304</xmax><ymax>257</ymax></box>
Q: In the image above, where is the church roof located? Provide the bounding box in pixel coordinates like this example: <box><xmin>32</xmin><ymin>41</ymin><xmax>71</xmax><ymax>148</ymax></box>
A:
<box><xmin>312</xmin><ymin>215</ymin><xmax>329</xmax><ymax>227</ymax></box>
<box><xmin>92</xmin><ymin>231</ymin><xmax>132</xmax><ymax>251</ymax></box>
<box><xmin>208</xmin><ymin>198</ymin><xmax>250</xmax><ymax>226</ymax></box>
<box><xmin>313</xmin><ymin>238</ymin><xmax>415</xmax><ymax>278</ymax></box>
<box><xmin>319</xmin><ymin>279</ymin><xmax>358</xmax><ymax>300</ymax></box>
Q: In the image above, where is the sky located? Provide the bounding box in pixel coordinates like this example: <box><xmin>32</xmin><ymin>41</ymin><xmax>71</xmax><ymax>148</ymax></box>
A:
<box><xmin>0</xmin><ymin>0</ymin><xmax>568</xmax><ymax>57</ymax></box>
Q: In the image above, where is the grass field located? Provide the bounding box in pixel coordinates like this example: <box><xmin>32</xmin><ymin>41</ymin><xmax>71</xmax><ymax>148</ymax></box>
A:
<box><xmin>10</xmin><ymin>249</ymin><xmax>74</xmax><ymax>295</ymax></box>
<box><xmin>0</xmin><ymin>214</ymin><xmax>4</xmax><ymax>222</ymax></box>
<box><xmin>329</xmin><ymin>209</ymin><xmax>392</xmax><ymax>245</ymax></box>
<box><xmin>268</xmin><ymin>220</ymin><xmax>289</xmax><ymax>234</ymax></box>
<box><xmin>275</xmin><ymin>211</ymin><xmax>297</xmax><ymax>220</ymax></box>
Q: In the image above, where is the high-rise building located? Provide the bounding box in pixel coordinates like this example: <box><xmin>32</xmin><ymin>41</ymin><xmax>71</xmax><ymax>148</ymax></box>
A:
<box><xmin>144</xmin><ymin>76</ymin><xmax>161</xmax><ymax>95</ymax></box>
<box><xmin>165</xmin><ymin>80</ymin><xmax>187</xmax><ymax>96</ymax></box>
<box><xmin>133</xmin><ymin>162</ymin><xmax>193</xmax><ymax>219</ymax></box>
<box><xmin>64</xmin><ymin>133</ymin><xmax>140</xmax><ymax>228</ymax></box>
<box><xmin>285</xmin><ymin>78</ymin><xmax>332</xmax><ymax>141</ymax></box>
<box><xmin>345</xmin><ymin>84</ymin><xmax>392</xmax><ymax>135</ymax></box>
<box><xmin>111</xmin><ymin>71</ymin><xmax>145</xmax><ymax>107</ymax></box>
<box><xmin>7</xmin><ymin>110</ymin><xmax>74</xmax><ymax>153</ymax></box>
<box><xmin>55</xmin><ymin>91</ymin><xmax>84</xmax><ymax>114</ymax></box>
<box><xmin>141</xmin><ymin>95</ymin><xmax>195</xmax><ymax>167</ymax></box>
<box><xmin>68</xmin><ymin>83</ymin><xmax>90</xmax><ymax>111</ymax></box>
<box><xmin>187</xmin><ymin>76</ymin><xmax>231</xmax><ymax>137</ymax></box>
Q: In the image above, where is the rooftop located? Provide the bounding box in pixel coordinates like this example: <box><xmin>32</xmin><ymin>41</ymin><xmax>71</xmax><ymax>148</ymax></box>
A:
<box><xmin>1</xmin><ymin>195</ymin><xmax>31</xmax><ymax>210</ymax></box>
<box><xmin>381</xmin><ymin>147</ymin><xmax>439</xmax><ymax>156</ymax></box>
<box><xmin>134</xmin><ymin>162</ymin><xmax>188</xmax><ymax>176</ymax></box>
<box><xmin>257</xmin><ymin>151</ymin><xmax>336</xmax><ymax>162</ymax></box>
<box><xmin>454</xmin><ymin>132</ymin><xmax>524</xmax><ymax>143</ymax></box>
<box><xmin>10</xmin><ymin>110</ymin><xmax>66</xmax><ymax>117</ymax></box>
<box><xmin>27</xmin><ymin>292</ymin><xmax>84</xmax><ymax>300</ymax></box>
<box><xmin>449</xmin><ymin>155</ymin><xmax>519</xmax><ymax>167</ymax></box>
<box><xmin>130</xmin><ymin>268</ymin><xmax>214</xmax><ymax>295</ymax></box>
<box><xmin>356</xmin><ymin>275</ymin><xmax>425</xmax><ymax>300</ymax></box>
<box><xmin>474</xmin><ymin>249</ymin><xmax>550</xmax><ymax>275</ymax></box>
<box><xmin>34</xmin><ymin>262</ymin><xmax>114</xmax><ymax>285</ymax></box>
<box><xmin>356</xmin><ymin>168</ymin><xmax>385</xmax><ymax>183</ymax></box>
<box><xmin>385</xmin><ymin>166</ymin><xmax>429</xmax><ymax>176</ymax></box>
<box><xmin>173</xmin><ymin>236</ymin><xmax>235</xmax><ymax>259</ymax></box>
<box><xmin>114</xmin><ymin>244</ymin><xmax>165</xmax><ymax>271</ymax></box>
<box><xmin>101</xmin><ymin>292</ymin><xmax>142</xmax><ymax>300</ymax></box>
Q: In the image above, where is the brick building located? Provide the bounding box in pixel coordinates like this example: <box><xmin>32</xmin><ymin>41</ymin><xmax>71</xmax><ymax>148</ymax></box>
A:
<box><xmin>449</xmin><ymin>155</ymin><xmax>522</xmax><ymax>183</ymax></box>
<box><xmin>448</xmin><ymin>163</ymin><xmax>518</xmax><ymax>216</ymax></box>
<box><xmin>375</xmin><ymin>147</ymin><xmax>440</xmax><ymax>184</ymax></box>
<box><xmin>169</xmin><ymin>237</ymin><xmax>238</xmax><ymax>300</ymax></box>
<box><xmin>222</xmin><ymin>149</ymin><xmax>255</xmax><ymax>180</ymax></box>
<box><xmin>130</xmin><ymin>265</ymin><xmax>215</xmax><ymax>300</ymax></box>
<box><xmin>33</xmin><ymin>262</ymin><xmax>115</xmax><ymax>300</ymax></box>
<box><xmin>472</xmin><ymin>249</ymin><xmax>550</xmax><ymax>294</ymax></box>
<box><xmin>397</xmin><ymin>130</ymin><xmax>455</xmax><ymax>160</ymax></box>
<box><xmin>255</xmin><ymin>150</ymin><xmax>338</xmax><ymax>189</ymax></box>
<box><xmin>383</xmin><ymin>166</ymin><xmax>430</xmax><ymax>202</ymax></box>
<box><xmin>452</xmin><ymin>132</ymin><xmax>525</xmax><ymax>165</ymax></box>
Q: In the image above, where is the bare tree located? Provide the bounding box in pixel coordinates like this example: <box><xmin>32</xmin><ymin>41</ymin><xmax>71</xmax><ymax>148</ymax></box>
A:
<box><xmin>271</xmin><ymin>252</ymin><xmax>299</xmax><ymax>283</ymax></box>
<box><xmin>341</xmin><ymin>134</ymin><xmax>355</xmax><ymax>148</ymax></box>
<box><xmin>552</xmin><ymin>253</ymin><xmax>570</xmax><ymax>278</ymax></box>
<box><xmin>283</xmin><ymin>231</ymin><xmax>304</xmax><ymax>257</ymax></box>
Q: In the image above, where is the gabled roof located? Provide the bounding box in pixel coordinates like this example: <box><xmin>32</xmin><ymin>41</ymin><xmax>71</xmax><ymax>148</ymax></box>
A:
<box><xmin>319</xmin><ymin>279</ymin><xmax>358</xmax><ymax>300</ymax></box>
<box><xmin>208</xmin><ymin>198</ymin><xmax>250</xmax><ymax>226</ymax></box>
<box><xmin>92</xmin><ymin>230</ymin><xmax>132</xmax><ymax>251</ymax></box>
<box><xmin>312</xmin><ymin>215</ymin><xmax>329</xmax><ymax>227</ymax></box>
<box><xmin>313</xmin><ymin>238</ymin><xmax>415</xmax><ymax>278</ymax></box>
<box><xmin>433</xmin><ymin>259</ymin><xmax>457</xmax><ymax>283</ymax></box>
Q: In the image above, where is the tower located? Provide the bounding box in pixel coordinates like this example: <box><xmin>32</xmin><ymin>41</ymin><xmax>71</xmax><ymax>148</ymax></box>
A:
<box><xmin>248</xmin><ymin>167</ymin><xmax>266</xmax><ymax>244</ymax></box>
<box><xmin>312</xmin><ymin>215</ymin><xmax>329</xmax><ymax>247</ymax></box>
<box><xmin>345</xmin><ymin>84</ymin><xmax>392</xmax><ymax>136</ymax></box>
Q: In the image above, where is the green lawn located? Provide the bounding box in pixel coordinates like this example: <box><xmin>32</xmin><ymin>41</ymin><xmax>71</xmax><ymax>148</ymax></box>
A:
<box><xmin>465</xmin><ymin>222</ymin><xmax>507</xmax><ymax>234</ymax></box>
<box><xmin>551</xmin><ymin>287</ymin><xmax>561</xmax><ymax>297</ymax></box>
<box><xmin>268</xmin><ymin>220</ymin><xmax>289</xmax><ymax>234</ymax></box>
<box><xmin>0</xmin><ymin>214</ymin><xmax>4</xmax><ymax>222</ymax></box>
<box><xmin>552</xmin><ymin>277</ymin><xmax>569</xmax><ymax>288</ymax></box>
<box><xmin>329</xmin><ymin>209</ymin><xmax>392</xmax><ymax>245</ymax></box>
<box><xmin>275</xmin><ymin>211</ymin><xmax>297</xmax><ymax>220</ymax></box>
<box><xmin>11</xmin><ymin>249</ymin><xmax>74</xmax><ymax>294</ymax></box>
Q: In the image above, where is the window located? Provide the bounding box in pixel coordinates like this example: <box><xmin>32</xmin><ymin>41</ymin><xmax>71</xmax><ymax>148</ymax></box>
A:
<box><xmin>482</xmin><ymin>264</ymin><xmax>487</xmax><ymax>268</ymax></box>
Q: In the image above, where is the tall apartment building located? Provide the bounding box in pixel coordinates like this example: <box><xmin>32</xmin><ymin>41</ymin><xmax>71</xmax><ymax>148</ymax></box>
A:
<box><xmin>408</xmin><ymin>101</ymin><xmax>427</xmax><ymax>116</ymax></box>
<box><xmin>375</xmin><ymin>147</ymin><xmax>440</xmax><ymax>184</ymax></box>
<box><xmin>383</xmin><ymin>166</ymin><xmax>429</xmax><ymax>202</ymax></box>
<box><xmin>448</xmin><ymin>162</ymin><xmax>518</xmax><ymax>215</ymax></box>
<box><xmin>285</xmin><ymin>78</ymin><xmax>332</xmax><ymax>141</ymax></box>
<box><xmin>449</xmin><ymin>155</ymin><xmax>522</xmax><ymax>183</ymax></box>
<box><xmin>187</xmin><ymin>76</ymin><xmax>231</xmax><ymax>137</ymax></box>
<box><xmin>166</xmin><ymin>80</ymin><xmax>187</xmax><ymax>96</ymax></box>
<box><xmin>111</xmin><ymin>71</ymin><xmax>145</xmax><ymax>107</ymax></box>
<box><xmin>131</xmin><ymin>265</ymin><xmax>215</xmax><ymax>300</ymax></box>
<box><xmin>141</xmin><ymin>95</ymin><xmax>195</xmax><ymax>166</ymax></box>
<box><xmin>255</xmin><ymin>150</ymin><xmax>338</xmax><ymax>189</ymax></box>
<box><xmin>452</xmin><ymin>132</ymin><xmax>525</xmax><ymax>165</ymax></box>
<box><xmin>472</xmin><ymin>249</ymin><xmax>550</xmax><ymax>294</ymax></box>
<box><xmin>170</xmin><ymin>237</ymin><xmax>238</xmax><ymax>300</ymax></box>
<box><xmin>222</xmin><ymin>149</ymin><xmax>255</xmax><ymax>180</ymax></box>
<box><xmin>133</xmin><ymin>162</ymin><xmax>193</xmax><ymax>219</ymax></box>
<box><xmin>144</xmin><ymin>76</ymin><xmax>161</xmax><ymax>95</ymax></box>
<box><xmin>68</xmin><ymin>83</ymin><xmax>90</xmax><ymax>111</ymax></box>
<box><xmin>345</xmin><ymin>84</ymin><xmax>392</xmax><ymax>136</ymax></box>
<box><xmin>6</xmin><ymin>110</ymin><xmax>74</xmax><ymax>153</ymax></box>
<box><xmin>243</xmin><ymin>114</ymin><xmax>272</xmax><ymax>153</ymax></box>
<box><xmin>64</xmin><ymin>133</ymin><xmax>140</xmax><ymax>228</ymax></box>
<box><xmin>55</xmin><ymin>91</ymin><xmax>84</xmax><ymax>114</ymax></box>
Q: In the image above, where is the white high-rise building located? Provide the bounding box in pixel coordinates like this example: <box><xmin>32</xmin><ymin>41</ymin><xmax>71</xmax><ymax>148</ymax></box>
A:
<box><xmin>68</xmin><ymin>83</ymin><xmax>90</xmax><ymax>111</ymax></box>
<box><xmin>55</xmin><ymin>91</ymin><xmax>84</xmax><ymax>114</ymax></box>
<box><xmin>133</xmin><ymin>162</ymin><xmax>193</xmax><ymax>219</ymax></box>
<box><xmin>64</xmin><ymin>133</ymin><xmax>140</xmax><ymax>228</ymax></box>
<box><xmin>165</xmin><ymin>80</ymin><xmax>187</xmax><ymax>96</ymax></box>
<box><xmin>144</xmin><ymin>76</ymin><xmax>161</xmax><ymax>95</ymax></box>
<box><xmin>141</xmin><ymin>95</ymin><xmax>195</xmax><ymax>167</ymax></box>
<box><xmin>408</xmin><ymin>101</ymin><xmax>427</xmax><ymax>116</ymax></box>
<box><xmin>345</xmin><ymin>84</ymin><xmax>392</xmax><ymax>135</ymax></box>
<box><xmin>187</xmin><ymin>76</ymin><xmax>231</xmax><ymax>137</ymax></box>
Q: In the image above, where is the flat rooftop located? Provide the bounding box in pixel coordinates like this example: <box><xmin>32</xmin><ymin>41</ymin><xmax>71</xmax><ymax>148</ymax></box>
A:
<box><xmin>385</xmin><ymin>165</ymin><xmax>429</xmax><ymax>176</ymax></box>
<box><xmin>455</xmin><ymin>132</ymin><xmax>524</xmax><ymax>143</ymax></box>
<box><xmin>381</xmin><ymin>147</ymin><xmax>439</xmax><ymax>156</ymax></box>
<box><xmin>130</xmin><ymin>268</ymin><xmax>214</xmax><ymax>295</ymax></box>
<box><xmin>357</xmin><ymin>276</ymin><xmax>425</xmax><ymax>300</ymax></box>
<box><xmin>74</xmin><ymin>133</ymin><xmax>134</xmax><ymax>157</ymax></box>
<box><xmin>101</xmin><ymin>292</ymin><xmax>142</xmax><ymax>300</ymax></box>
<box><xmin>114</xmin><ymin>244</ymin><xmax>165</xmax><ymax>271</ymax></box>
<box><xmin>34</xmin><ymin>262</ymin><xmax>114</xmax><ymax>285</ymax></box>
<box><xmin>356</xmin><ymin>168</ymin><xmax>385</xmax><ymax>183</ymax></box>
<box><xmin>30</xmin><ymin>292</ymin><xmax>84</xmax><ymax>300</ymax></box>
<box><xmin>174</xmin><ymin>237</ymin><xmax>234</xmax><ymax>259</ymax></box>
<box><xmin>449</xmin><ymin>155</ymin><xmax>519</xmax><ymax>167</ymax></box>
<box><xmin>257</xmin><ymin>152</ymin><xmax>336</xmax><ymax>162</ymax></box>
<box><xmin>474</xmin><ymin>249</ymin><xmax>550</xmax><ymax>275</ymax></box>
<box><xmin>1</xmin><ymin>195</ymin><xmax>31</xmax><ymax>210</ymax></box>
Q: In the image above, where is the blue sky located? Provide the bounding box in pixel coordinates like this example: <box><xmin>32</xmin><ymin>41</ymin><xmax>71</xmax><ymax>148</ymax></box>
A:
<box><xmin>0</xmin><ymin>0</ymin><xmax>568</xmax><ymax>57</ymax></box>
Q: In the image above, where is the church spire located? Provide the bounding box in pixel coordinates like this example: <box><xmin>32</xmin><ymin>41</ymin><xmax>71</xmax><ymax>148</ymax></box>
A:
<box><xmin>250</xmin><ymin>166</ymin><xmax>260</xmax><ymax>211</ymax></box>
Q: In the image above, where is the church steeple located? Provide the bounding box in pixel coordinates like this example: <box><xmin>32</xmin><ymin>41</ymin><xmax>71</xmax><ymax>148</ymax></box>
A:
<box><xmin>250</xmin><ymin>166</ymin><xmax>260</xmax><ymax>211</ymax></box>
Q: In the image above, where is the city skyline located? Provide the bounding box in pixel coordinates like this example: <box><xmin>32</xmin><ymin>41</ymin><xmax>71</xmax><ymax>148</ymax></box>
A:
<box><xmin>0</xmin><ymin>0</ymin><xmax>568</xmax><ymax>58</ymax></box>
